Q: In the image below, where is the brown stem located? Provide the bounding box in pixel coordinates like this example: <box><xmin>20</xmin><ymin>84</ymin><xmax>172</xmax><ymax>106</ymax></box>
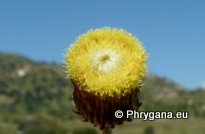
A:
<box><xmin>102</xmin><ymin>127</ymin><xmax>112</xmax><ymax>134</ymax></box>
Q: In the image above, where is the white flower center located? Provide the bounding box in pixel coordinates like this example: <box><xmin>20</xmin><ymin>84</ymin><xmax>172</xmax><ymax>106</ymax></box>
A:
<box><xmin>91</xmin><ymin>48</ymin><xmax>120</xmax><ymax>72</ymax></box>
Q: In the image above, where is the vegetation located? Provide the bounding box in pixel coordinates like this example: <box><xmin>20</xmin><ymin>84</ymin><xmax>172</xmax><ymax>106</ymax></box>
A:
<box><xmin>0</xmin><ymin>52</ymin><xmax>205</xmax><ymax>134</ymax></box>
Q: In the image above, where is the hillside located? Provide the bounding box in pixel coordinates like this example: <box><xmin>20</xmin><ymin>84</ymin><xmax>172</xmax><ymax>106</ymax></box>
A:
<box><xmin>0</xmin><ymin>52</ymin><xmax>205</xmax><ymax>134</ymax></box>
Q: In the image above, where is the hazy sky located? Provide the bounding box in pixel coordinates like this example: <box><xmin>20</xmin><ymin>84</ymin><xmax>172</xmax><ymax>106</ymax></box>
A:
<box><xmin>0</xmin><ymin>0</ymin><xmax>205</xmax><ymax>89</ymax></box>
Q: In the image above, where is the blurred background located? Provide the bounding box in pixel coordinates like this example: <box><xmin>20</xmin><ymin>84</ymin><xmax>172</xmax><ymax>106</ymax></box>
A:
<box><xmin>0</xmin><ymin>0</ymin><xmax>205</xmax><ymax>134</ymax></box>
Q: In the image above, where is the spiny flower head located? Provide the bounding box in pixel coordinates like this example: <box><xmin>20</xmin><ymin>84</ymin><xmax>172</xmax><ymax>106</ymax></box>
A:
<box><xmin>65</xmin><ymin>28</ymin><xmax>147</xmax><ymax>97</ymax></box>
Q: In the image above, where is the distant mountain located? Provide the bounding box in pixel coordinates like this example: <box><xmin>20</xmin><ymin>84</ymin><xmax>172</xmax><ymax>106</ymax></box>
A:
<box><xmin>142</xmin><ymin>75</ymin><xmax>186</xmax><ymax>101</ymax></box>
<box><xmin>0</xmin><ymin>52</ymin><xmax>73</xmax><ymax>115</ymax></box>
<box><xmin>0</xmin><ymin>52</ymin><xmax>204</xmax><ymax>134</ymax></box>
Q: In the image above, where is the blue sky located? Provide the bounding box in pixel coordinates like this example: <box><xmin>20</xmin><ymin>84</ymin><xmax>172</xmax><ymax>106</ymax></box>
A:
<box><xmin>0</xmin><ymin>0</ymin><xmax>205</xmax><ymax>89</ymax></box>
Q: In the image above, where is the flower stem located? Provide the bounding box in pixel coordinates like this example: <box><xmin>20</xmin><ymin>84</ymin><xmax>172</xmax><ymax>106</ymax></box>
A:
<box><xmin>102</xmin><ymin>127</ymin><xmax>112</xmax><ymax>134</ymax></box>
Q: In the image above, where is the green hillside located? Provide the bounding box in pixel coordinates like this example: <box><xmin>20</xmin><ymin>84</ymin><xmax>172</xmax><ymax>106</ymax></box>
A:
<box><xmin>0</xmin><ymin>52</ymin><xmax>205</xmax><ymax>134</ymax></box>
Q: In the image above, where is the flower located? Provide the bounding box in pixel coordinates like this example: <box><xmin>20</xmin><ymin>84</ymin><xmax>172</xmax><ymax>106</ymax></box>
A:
<box><xmin>65</xmin><ymin>27</ymin><xmax>147</xmax><ymax>129</ymax></box>
<box><xmin>65</xmin><ymin>28</ymin><xmax>147</xmax><ymax>97</ymax></box>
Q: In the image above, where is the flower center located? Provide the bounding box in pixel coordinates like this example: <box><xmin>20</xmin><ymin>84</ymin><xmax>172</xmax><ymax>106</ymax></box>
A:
<box><xmin>99</xmin><ymin>54</ymin><xmax>110</xmax><ymax>63</ymax></box>
<box><xmin>91</xmin><ymin>48</ymin><xmax>120</xmax><ymax>73</ymax></box>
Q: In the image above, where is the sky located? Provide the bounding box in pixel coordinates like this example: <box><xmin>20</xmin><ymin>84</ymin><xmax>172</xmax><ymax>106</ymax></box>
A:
<box><xmin>0</xmin><ymin>0</ymin><xmax>205</xmax><ymax>90</ymax></box>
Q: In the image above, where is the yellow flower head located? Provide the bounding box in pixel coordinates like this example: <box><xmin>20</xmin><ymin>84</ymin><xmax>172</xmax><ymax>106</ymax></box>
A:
<box><xmin>65</xmin><ymin>28</ymin><xmax>147</xmax><ymax>97</ymax></box>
